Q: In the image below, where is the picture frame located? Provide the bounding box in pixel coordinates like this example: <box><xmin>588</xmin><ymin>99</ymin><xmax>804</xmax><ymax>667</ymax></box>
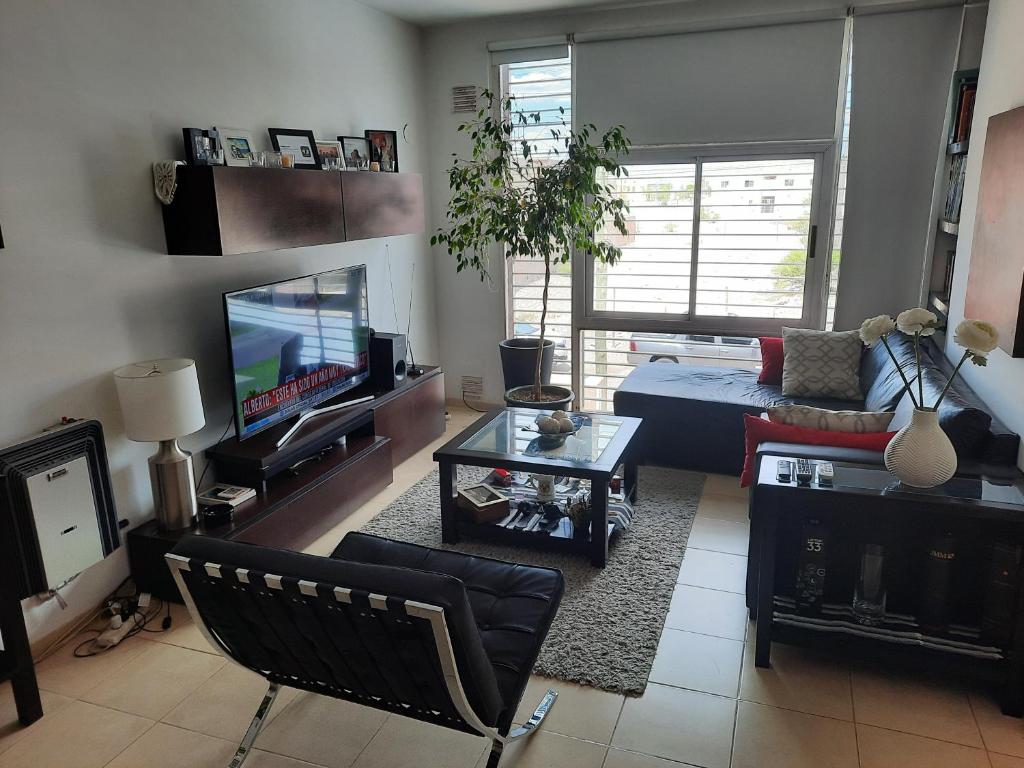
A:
<box><xmin>338</xmin><ymin>136</ymin><xmax>371</xmax><ymax>170</ymax></box>
<box><xmin>267</xmin><ymin>128</ymin><xmax>321</xmax><ymax>169</ymax></box>
<box><xmin>456</xmin><ymin>483</ymin><xmax>510</xmax><ymax>523</ymax></box>
<box><xmin>182</xmin><ymin>127</ymin><xmax>223</xmax><ymax>166</ymax></box>
<box><xmin>217</xmin><ymin>127</ymin><xmax>258</xmax><ymax>167</ymax></box>
<box><xmin>364</xmin><ymin>129</ymin><xmax>399</xmax><ymax>172</ymax></box>
<box><xmin>315</xmin><ymin>139</ymin><xmax>343</xmax><ymax>161</ymax></box>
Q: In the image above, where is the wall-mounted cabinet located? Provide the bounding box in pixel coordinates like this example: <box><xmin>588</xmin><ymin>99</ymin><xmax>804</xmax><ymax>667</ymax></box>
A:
<box><xmin>160</xmin><ymin>167</ymin><xmax>424</xmax><ymax>256</ymax></box>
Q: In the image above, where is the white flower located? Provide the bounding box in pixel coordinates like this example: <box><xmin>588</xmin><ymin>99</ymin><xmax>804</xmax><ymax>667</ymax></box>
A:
<box><xmin>954</xmin><ymin>319</ymin><xmax>999</xmax><ymax>357</ymax></box>
<box><xmin>859</xmin><ymin>315</ymin><xmax>896</xmax><ymax>346</ymax></box>
<box><xmin>896</xmin><ymin>307</ymin><xmax>939</xmax><ymax>337</ymax></box>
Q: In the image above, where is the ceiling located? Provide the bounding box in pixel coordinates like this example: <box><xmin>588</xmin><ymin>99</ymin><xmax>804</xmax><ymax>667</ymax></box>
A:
<box><xmin>358</xmin><ymin>0</ymin><xmax>944</xmax><ymax>28</ymax></box>
<box><xmin>357</xmin><ymin>0</ymin><xmax>666</xmax><ymax>26</ymax></box>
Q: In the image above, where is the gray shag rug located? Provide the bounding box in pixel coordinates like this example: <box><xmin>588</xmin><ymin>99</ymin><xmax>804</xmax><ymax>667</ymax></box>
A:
<box><xmin>360</xmin><ymin>465</ymin><xmax>703</xmax><ymax>696</ymax></box>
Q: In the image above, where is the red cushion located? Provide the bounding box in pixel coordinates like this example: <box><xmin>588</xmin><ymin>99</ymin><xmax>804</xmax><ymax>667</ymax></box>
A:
<box><xmin>740</xmin><ymin>413</ymin><xmax>896</xmax><ymax>487</ymax></box>
<box><xmin>757</xmin><ymin>337</ymin><xmax>784</xmax><ymax>384</ymax></box>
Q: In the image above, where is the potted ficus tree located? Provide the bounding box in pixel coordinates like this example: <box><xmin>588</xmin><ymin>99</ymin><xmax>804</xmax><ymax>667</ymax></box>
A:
<box><xmin>431</xmin><ymin>89</ymin><xmax>631</xmax><ymax>409</ymax></box>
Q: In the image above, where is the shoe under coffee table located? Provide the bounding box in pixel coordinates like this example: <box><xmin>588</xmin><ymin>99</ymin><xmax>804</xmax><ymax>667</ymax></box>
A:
<box><xmin>433</xmin><ymin>407</ymin><xmax>642</xmax><ymax>567</ymax></box>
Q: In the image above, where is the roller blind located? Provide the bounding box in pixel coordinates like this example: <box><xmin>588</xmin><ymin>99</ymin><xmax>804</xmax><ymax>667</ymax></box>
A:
<box><xmin>833</xmin><ymin>6</ymin><xmax>960</xmax><ymax>330</ymax></box>
<box><xmin>488</xmin><ymin>37</ymin><xmax>570</xmax><ymax>66</ymax></box>
<box><xmin>574</xmin><ymin>19</ymin><xmax>846</xmax><ymax>145</ymax></box>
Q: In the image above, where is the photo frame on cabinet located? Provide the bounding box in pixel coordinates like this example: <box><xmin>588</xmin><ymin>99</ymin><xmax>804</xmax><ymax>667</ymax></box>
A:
<box><xmin>182</xmin><ymin>127</ymin><xmax>223</xmax><ymax>166</ymax></box>
<box><xmin>315</xmin><ymin>139</ymin><xmax>343</xmax><ymax>170</ymax></box>
<box><xmin>365</xmin><ymin>129</ymin><xmax>399</xmax><ymax>172</ymax></box>
<box><xmin>339</xmin><ymin>136</ymin><xmax>371</xmax><ymax>170</ymax></box>
<box><xmin>217</xmin><ymin>127</ymin><xmax>259</xmax><ymax>167</ymax></box>
<box><xmin>268</xmin><ymin>128</ymin><xmax>321</xmax><ymax>169</ymax></box>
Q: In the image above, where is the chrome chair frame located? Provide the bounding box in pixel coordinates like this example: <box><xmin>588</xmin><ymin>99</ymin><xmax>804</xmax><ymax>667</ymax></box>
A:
<box><xmin>166</xmin><ymin>552</ymin><xmax>556</xmax><ymax>768</ymax></box>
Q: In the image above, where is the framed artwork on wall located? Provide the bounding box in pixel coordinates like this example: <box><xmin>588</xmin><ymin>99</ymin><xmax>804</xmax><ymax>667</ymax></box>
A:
<box><xmin>965</xmin><ymin>105</ymin><xmax>1024</xmax><ymax>357</ymax></box>
<box><xmin>365</xmin><ymin>129</ymin><xmax>398</xmax><ymax>172</ymax></box>
<box><xmin>268</xmin><ymin>128</ymin><xmax>321</xmax><ymax>169</ymax></box>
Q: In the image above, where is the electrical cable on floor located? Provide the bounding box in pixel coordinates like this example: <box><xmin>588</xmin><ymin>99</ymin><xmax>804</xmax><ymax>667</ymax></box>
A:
<box><xmin>72</xmin><ymin>597</ymin><xmax>170</xmax><ymax>657</ymax></box>
<box><xmin>142</xmin><ymin>600</ymin><xmax>172</xmax><ymax>632</ymax></box>
<box><xmin>32</xmin><ymin>574</ymin><xmax>135</xmax><ymax>663</ymax></box>
<box><xmin>194</xmin><ymin>414</ymin><xmax>236</xmax><ymax>491</ymax></box>
<box><xmin>463</xmin><ymin>393</ymin><xmax>489</xmax><ymax>413</ymax></box>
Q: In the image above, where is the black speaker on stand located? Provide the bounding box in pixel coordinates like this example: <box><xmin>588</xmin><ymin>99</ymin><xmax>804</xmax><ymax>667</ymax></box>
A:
<box><xmin>369</xmin><ymin>331</ymin><xmax>407</xmax><ymax>391</ymax></box>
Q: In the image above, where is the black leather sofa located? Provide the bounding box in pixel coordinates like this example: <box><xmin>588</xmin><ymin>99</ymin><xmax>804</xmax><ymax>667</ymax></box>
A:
<box><xmin>613</xmin><ymin>332</ymin><xmax>1020</xmax><ymax>477</ymax></box>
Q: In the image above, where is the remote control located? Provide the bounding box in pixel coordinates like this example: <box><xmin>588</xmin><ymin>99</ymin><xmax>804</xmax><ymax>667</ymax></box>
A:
<box><xmin>796</xmin><ymin>458</ymin><xmax>813</xmax><ymax>485</ymax></box>
<box><xmin>776</xmin><ymin>459</ymin><xmax>793</xmax><ymax>483</ymax></box>
<box><xmin>816</xmin><ymin>462</ymin><xmax>834</xmax><ymax>487</ymax></box>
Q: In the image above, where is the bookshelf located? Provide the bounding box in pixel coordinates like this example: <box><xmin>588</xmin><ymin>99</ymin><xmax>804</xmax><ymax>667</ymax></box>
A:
<box><xmin>925</xmin><ymin>68</ymin><xmax>979</xmax><ymax>324</ymax></box>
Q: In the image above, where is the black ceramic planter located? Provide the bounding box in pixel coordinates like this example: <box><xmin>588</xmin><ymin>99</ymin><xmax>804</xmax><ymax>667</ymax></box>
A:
<box><xmin>499</xmin><ymin>338</ymin><xmax>554</xmax><ymax>391</ymax></box>
<box><xmin>504</xmin><ymin>385</ymin><xmax>574</xmax><ymax>411</ymax></box>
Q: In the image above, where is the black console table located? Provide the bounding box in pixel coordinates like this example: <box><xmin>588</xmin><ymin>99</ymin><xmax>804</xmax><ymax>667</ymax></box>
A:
<box><xmin>749</xmin><ymin>457</ymin><xmax>1024</xmax><ymax>715</ymax></box>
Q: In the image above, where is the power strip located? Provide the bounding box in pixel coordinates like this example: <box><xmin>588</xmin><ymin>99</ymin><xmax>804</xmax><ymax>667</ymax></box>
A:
<box><xmin>93</xmin><ymin>615</ymin><xmax>136</xmax><ymax>649</ymax></box>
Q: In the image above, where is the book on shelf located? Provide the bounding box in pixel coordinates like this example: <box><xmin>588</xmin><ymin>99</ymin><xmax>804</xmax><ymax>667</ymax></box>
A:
<box><xmin>942</xmin><ymin>250</ymin><xmax>956</xmax><ymax>300</ymax></box>
<box><xmin>197</xmin><ymin>483</ymin><xmax>256</xmax><ymax>507</ymax></box>
<box><xmin>944</xmin><ymin>153</ymin><xmax>967</xmax><ymax>225</ymax></box>
<box><xmin>954</xmin><ymin>82</ymin><xmax>977</xmax><ymax>144</ymax></box>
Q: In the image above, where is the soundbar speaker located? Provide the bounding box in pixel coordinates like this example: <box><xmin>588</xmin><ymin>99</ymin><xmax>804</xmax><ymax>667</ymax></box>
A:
<box><xmin>370</xmin><ymin>332</ymin><xmax>407</xmax><ymax>391</ymax></box>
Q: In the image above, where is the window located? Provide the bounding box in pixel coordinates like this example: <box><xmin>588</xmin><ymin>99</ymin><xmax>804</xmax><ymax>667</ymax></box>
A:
<box><xmin>499</xmin><ymin>52</ymin><xmax>840</xmax><ymax>413</ymax></box>
<box><xmin>580</xmin><ymin>155</ymin><xmax>823</xmax><ymax>410</ymax></box>
<box><xmin>592</xmin><ymin>164</ymin><xmax>696</xmax><ymax>316</ymax></box>
<box><xmin>501</xmin><ymin>55</ymin><xmax>573</xmax><ymax>388</ymax></box>
<box><xmin>591</xmin><ymin>157</ymin><xmax>818</xmax><ymax>322</ymax></box>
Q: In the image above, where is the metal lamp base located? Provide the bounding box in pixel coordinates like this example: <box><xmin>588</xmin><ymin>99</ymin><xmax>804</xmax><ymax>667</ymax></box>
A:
<box><xmin>149</xmin><ymin>439</ymin><xmax>197</xmax><ymax>531</ymax></box>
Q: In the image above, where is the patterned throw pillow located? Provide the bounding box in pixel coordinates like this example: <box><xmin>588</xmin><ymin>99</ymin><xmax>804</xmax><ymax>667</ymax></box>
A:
<box><xmin>767</xmin><ymin>405</ymin><xmax>895</xmax><ymax>433</ymax></box>
<box><xmin>781</xmin><ymin>327</ymin><xmax>863</xmax><ymax>400</ymax></box>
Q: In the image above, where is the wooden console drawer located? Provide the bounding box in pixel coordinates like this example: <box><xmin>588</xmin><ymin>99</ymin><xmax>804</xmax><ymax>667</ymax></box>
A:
<box><xmin>373</xmin><ymin>372</ymin><xmax>445</xmax><ymax>467</ymax></box>
<box><xmin>233</xmin><ymin>437</ymin><xmax>392</xmax><ymax>550</ymax></box>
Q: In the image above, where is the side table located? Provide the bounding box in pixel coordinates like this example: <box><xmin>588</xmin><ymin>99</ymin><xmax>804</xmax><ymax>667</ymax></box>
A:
<box><xmin>749</xmin><ymin>456</ymin><xmax>1024</xmax><ymax>716</ymax></box>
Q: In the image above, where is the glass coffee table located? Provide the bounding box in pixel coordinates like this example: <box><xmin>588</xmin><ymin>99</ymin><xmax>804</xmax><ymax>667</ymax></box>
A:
<box><xmin>433</xmin><ymin>407</ymin><xmax>642</xmax><ymax>567</ymax></box>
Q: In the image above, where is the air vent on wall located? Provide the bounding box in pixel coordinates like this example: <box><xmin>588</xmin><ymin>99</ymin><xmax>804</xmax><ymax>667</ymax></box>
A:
<box><xmin>461</xmin><ymin>375</ymin><xmax>484</xmax><ymax>401</ymax></box>
<box><xmin>452</xmin><ymin>85</ymin><xmax>478</xmax><ymax>114</ymax></box>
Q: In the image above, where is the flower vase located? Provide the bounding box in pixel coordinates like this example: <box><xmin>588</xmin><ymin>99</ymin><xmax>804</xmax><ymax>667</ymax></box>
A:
<box><xmin>883</xmin><ymin>408</ymin><xmax>957</xmax><ymax>488</ymax></box>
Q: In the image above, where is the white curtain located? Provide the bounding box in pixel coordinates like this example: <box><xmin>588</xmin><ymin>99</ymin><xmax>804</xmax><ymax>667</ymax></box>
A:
<box><xmin>834</xmin><ymin>6</ymin><xmax>961</xmax><ymax>329</ymax></box>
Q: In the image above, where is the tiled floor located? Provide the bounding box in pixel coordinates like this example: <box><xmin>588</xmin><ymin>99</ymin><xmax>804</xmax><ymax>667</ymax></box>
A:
<box><xmin>3</xmin><ymin>405</ymin><xmax>1023</xmax><ymax>767</ymax></box>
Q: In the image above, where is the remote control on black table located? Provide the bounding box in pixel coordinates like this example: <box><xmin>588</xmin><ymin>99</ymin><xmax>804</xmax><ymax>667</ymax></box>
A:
<box><xmin>796</xmin><ymin>458</ymin><xmax>813</xmax><ymax>485</ymax></box>
<box><xmin>816</xmin><ymin>462</ymin><xmax>834</xmax><ymax>487</ymax></box>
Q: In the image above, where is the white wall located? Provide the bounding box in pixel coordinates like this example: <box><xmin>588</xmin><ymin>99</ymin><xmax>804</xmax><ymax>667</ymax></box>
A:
<box><xmin>945</xmin><ymin>0</ymin><xmax>1024</xmax><ymax>467</ymax></box>
<box><xmin>0</xmin><ymin>0</ymin><xmax>436</xmax><ymax>643</ymax></box>
<box><xmin>424</xmin><ymin>0</ymin><xmax>949</xmax><ymax>404</ymax></box>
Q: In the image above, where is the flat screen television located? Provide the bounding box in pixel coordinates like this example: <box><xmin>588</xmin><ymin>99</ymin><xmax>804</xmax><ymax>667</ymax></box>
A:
<box><xmin>223</xmin><ymin>265</ymin><xmax>370</xmax><ymax>440</ymax></box>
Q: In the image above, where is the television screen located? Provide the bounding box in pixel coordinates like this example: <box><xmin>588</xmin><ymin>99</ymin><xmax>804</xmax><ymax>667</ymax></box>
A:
<box><xmin>224</xmin><ymin>265</ymin><xmax>370</xmax><ymax>440</ymax></box>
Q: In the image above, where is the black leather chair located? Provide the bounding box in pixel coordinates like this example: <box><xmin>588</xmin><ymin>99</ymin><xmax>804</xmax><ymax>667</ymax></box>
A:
<box><xmin>165</xmin><ymin>532</ymin><xmax>565</xmax><ymax>768</ymax></box>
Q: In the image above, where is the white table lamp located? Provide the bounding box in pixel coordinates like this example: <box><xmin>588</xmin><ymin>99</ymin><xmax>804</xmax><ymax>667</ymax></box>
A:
<box><xmin>114</xmin><ymin>358</ymin><xmax>206</xmax><ymax>530</ymax></box>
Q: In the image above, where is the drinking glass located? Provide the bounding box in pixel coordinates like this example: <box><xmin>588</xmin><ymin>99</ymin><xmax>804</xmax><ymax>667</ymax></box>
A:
<box><xmin>853</xmin><ymin>543</ymin><xmax>886</xmax><ymax>625</ymax></box>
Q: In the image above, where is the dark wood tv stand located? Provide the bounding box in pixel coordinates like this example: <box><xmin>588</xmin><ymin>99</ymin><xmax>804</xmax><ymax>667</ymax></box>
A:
<box><xmin>128</xmin><ymin>367</ymin><xmax>445</xmax><ymax>601</ymax></box>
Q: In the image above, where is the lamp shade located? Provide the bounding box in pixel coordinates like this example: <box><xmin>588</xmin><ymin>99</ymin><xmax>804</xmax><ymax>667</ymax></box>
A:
<box><xmin>113</xmin><ymin>358</ymin><xmax>206</xmax><ymax>442</ymax></box>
